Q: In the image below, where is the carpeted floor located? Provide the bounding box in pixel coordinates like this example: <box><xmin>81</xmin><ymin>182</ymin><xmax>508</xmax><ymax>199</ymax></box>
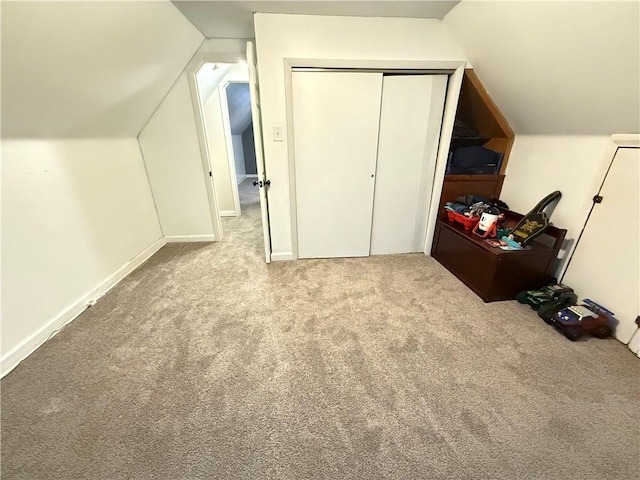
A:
<box><xmin>2</xmin><ymin>179</ymin><xmax>638</xmax><ymax>479</ymax></box>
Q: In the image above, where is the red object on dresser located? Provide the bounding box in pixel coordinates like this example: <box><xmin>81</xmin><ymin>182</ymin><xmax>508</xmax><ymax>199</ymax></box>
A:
<box><xmin>446</xmin><ymin>210</ymin><xmax>480</xmax><ymax>230</ymax></box>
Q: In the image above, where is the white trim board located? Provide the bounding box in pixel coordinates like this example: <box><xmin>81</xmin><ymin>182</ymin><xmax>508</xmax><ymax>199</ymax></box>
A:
<box><xmin>237</xmin><ymin>174</ymin><xmax>247</xmax><ymax>185</ymax></box>
<box><xmin>1</xmin><ymin>238</ymin><xmax>166</xmax><ymax>378</ymax></box>
<box><xmin>271</xmin><ymin>252</ymin><xmax>294</xmax><ymax>261</ymax></box>
<box><xmin>164</xmin><ymin>235</ymin><xmax>216</xmax><ymax>243</ymax></box>
<box><xmin>611</xmin><ymin>134</ymin><xmax>640</xmax><ymax>148</ymax></box>
<box><xmin>219</xmin><ymin>211</ymin><xmax>237</xmax><ymax>217</ymax></box>
<box><xmin>1</xmin><ymin>232</ymin><xmax>221</xmax><ymax>377</ymax></box>
<box><xmin>187</xmin><ymin>59</ymin><xmax>225</xmax><ymax>243</ymax></box>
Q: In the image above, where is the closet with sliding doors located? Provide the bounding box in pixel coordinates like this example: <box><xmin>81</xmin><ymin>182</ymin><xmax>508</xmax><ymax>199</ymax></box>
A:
<box><xmin>291</xmin><ymin>69</ymin><xmax>448</xmax><ymax>259</ymax></box>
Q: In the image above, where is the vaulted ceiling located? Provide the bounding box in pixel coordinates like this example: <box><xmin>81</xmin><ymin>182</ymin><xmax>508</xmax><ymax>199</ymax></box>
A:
<box><xmin>1</xmin><ymin>1</ymin><xmax>638</xmax><ymax>139</ymax></box>
<box><xmin>1</xmin><ymin>1</ymin><xmax>203</xmax><ymax>138</ymax></box>
<box><xmin>444</xmin><ymin>1</ymin><xmax>639</xmax><ymax>135</ymax></box>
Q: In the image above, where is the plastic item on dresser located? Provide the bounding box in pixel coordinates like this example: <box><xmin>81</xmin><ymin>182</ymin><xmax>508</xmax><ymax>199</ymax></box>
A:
<box><xmin>446</xmin><ymin>210</ymin><xmax>480</xmax><ymax>230</ymax></box>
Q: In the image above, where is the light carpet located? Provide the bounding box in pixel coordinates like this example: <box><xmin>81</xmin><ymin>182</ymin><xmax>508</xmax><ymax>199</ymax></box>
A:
<box><xmin>2</xmin><ymin>179</ymin><xmax>638</xmax><ymax>479</ymax></box>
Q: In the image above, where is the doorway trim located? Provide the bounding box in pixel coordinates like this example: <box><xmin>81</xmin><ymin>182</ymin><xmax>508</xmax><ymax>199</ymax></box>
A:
<box><xmin>559</xmin><ymin>134</ymin><xmax>640</xmax><ymax>280</ymax></box>
<box><xmin>283</xmin><ymin>58</ymin><xmax>466</xmax><ymax>260</ymax></box>
<box><xmin>187</xmin><ymin>52</ymin><xmax>247</xmax><ymax>241</ymax></box>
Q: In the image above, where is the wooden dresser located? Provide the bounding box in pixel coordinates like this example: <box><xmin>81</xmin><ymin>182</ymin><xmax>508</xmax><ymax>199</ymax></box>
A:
<box><xmin>431</xmin><ymin>211</ymin><xmax>566</xmax><ymax>303</ymax></box>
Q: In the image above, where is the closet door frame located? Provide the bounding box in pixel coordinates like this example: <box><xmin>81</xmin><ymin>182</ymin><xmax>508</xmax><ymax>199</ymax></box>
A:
<box><xmin>560</xmin><ymin>134</ymin><xmax>640</xmax><ymax>280</ymax></box>
<box><xmin>283</xmin><ymin>58</ymin><xmax>466</xmax><ymax>260</ymax></box>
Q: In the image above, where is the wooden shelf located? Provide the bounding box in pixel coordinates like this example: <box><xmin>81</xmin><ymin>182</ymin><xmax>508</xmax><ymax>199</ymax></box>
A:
<box><xmin>439</xmin><ymin>69</ymin><xmax>515</xmax><ymax>212</ymax></box>
<box><xmin>455</xmin><ymin>69</ymin><xmax>514</xmax><ymax>174</ymax></box>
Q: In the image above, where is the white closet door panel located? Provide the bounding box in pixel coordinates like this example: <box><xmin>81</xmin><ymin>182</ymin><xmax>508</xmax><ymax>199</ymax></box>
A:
<box><xmin>563</xmin><ymin>147</ymin><xmax>639</xmax><ymax>343</ymax></box>
<box><xmin>370</xmin><ymin>75</ymin><xmax>448</xmax><ymax>255</ymax></box>
<box><xmin>292</xmin><ymin>71</ymin><xmax>383</xmax><ymax>258</ymax></box>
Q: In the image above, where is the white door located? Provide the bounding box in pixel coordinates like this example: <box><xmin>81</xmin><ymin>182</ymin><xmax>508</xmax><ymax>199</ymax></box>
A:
<box><xmin>370</xmin><ymin>75</ymin><xmax>448</xmax><ymax>254</ymax></box>
<box><xmin>562</xmin><ymin>147</ymin><xmax>639</xmax><ymax>343</ymax></box>
<box><xmin>292</xmin><ymin>71</ymin><xmax>383</xmax><ymax>258</ymax></box>
<box><xmin>246</xmin><ymin>41</ymin><xmax>272</xmax><ymax>263</ymax></box>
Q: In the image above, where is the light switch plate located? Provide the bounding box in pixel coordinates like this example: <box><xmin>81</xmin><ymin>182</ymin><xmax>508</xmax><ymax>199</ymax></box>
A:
<box><xmin>273</xmin><ymin>126</ymin><xmax>283</xmax><ymax>142</ymax></box>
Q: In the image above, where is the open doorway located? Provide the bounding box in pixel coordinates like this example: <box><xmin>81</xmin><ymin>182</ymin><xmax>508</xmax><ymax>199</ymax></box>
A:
<box><xmin>223</xmin><ymin>82</ymin><xmax>260</xmax><ymax>210</ymax></box>
<box><xmin>195</xmin><ymin>62</ymin><xmax>244</xmax><ymax>217</ymax></box>
<box><xmin>188</xmin><ymin>43</ymin><xmax>272</xmax><ymax>262</ymax></box>
<box><xmin>194</xmin><ymin>61</ymin><xmax>262</xmax><ymax>248</ymax></box>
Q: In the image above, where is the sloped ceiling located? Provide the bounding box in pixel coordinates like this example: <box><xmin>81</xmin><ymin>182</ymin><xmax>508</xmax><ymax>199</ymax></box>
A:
<box><xmin>172</xmin><ymin>0</ymin><xmax>459</xmax><ymax>38</ymax></box>
<box><xmin>1</xmin><ymin>1</ymin><xmax>203</xmax><ymax>138</ymax></box>
<box><xmin>444</xmin><ymin>1</ymin><xmax>640</xmax><ymax>135</ymax></box>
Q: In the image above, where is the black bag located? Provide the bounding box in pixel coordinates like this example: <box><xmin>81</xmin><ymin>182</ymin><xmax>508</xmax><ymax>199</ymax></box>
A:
<box><xmin>446</xmin><ymin>146</ymin><xmax>503</xmax><ymax>175</ymax></box>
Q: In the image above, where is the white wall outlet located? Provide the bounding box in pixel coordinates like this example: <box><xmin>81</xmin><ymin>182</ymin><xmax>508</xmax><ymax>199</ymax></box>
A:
<box><xmin>273</xmin><ymin>126</ymin><xmax>284</xmax><ymax>142</ymax></box>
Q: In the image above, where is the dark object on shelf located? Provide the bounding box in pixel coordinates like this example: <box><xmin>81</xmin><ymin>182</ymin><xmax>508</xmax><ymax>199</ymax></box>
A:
<box><xmin>455</xmin><ymin>193</ymin><xmax>489</xmax><ymax>206</ymax></box>
<box><xmin>431</xmin><ymin>209</ymin><xmax>567</xmax><ymax>302</ymax></box>
<box><xmin>452</xmin><ymin>119</ymin><xmax>480</xmax><ymax>138</ymax></box>
<box><xmin>546</xmin><ymin>299</ymin><xmax>616</xmax><ymax>341</ymax></box>
<box><xmin>453</xmin><ymin>194</ymin><xmax>507</xmax><ymax>211</ymax></box>
<box><xmin>492</xmin><ymin>199</ymin><xmax>510</xmax><ymax>210</ymax></box>
<box><xmin>450</xmin><ymin>120</ymin><xmax>490</xmax><ymax>148</ymax></box>
<box><xmin>516</xmin><ymin>283</ymin><xmax>578</xmax><ymax>312</ymax></box>
<box><xmin>446</xmin><ymin>146</ymin><xmax>504</xmax><ymax>175</ymax></box>
<box><xmin>510</xmin><ymin>191</ymin><xmax>562</xmax><ymax>246</ymax></box>
<box><xmin>437</xmin><ymin>175</ymin><xmax>505</xmax><ymax>215</ymax></box>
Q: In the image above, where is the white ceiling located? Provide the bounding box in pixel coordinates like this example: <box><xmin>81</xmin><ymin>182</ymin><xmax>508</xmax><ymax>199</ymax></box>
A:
<box><xmin>172</xmin><ymin>0</ymin><xmax>460</xmax><ymax>38</ymax></box>
<box><xmin>1</xmin><ymin>1</ymin><xmax>203</xmax><ymax>138</ymax></box>
<box><xmin>444</xmin><ymin>1</ymin><xmax>640</xmax><ymax>135</ymax></box>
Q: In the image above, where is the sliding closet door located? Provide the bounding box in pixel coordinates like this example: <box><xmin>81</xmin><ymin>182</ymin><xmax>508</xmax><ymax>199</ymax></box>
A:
<box><xmin>370</xmin><ymin>75</ymin><xmax>448</xmax><ymax>254</ymax></box>
<box><xmin>292</xmin><ymin>71</ymin><xmax>383</xmax><ymax>258</ymax></box>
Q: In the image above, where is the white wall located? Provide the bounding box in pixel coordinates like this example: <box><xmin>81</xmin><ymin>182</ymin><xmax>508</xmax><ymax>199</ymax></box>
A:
<box><xmin>198</xmin><ymin>38</ymin><xmax>251</xmax><ymax>58</ymax></box>
<box><xmin>500</xmin><ymin>135</ymin><xmax>611</xmax><ymax>274</ymax></box>
<box><xmin>135</xmin><ymin>40</ymin><xmax>250</xmax><ymax>243</ymax></box>
<box><xmin>1</xmin><ymin>1</ymin><xmax>203</xmax><ymax>138</ymax></box>
<box><xmin>196</xmin><ymin>64</ymin><xmax>232</xmax><ymax>104</ymax></box>
<box><xmin>232</xmin><ymin>135</ymin><xmax>247</xmax><ymax>182</ymax></box>
<box><xmin>139</xmin><ymin>72</ymin><xmax>215</xmax><ymax>240</ymax></box>
<box><xmin>443</xmin><ymin>1</ymin><xmax>640</xmax><ymax>135</ymax></box>
<box><xmin>1</xmin><ymin>139</ymin><xmax>163</xmax><ymax>374</ymax></box>
<box><xmin>254</xmin><ymin>13</ymin><xmax>467</xmax><ymax>257</ymax></box>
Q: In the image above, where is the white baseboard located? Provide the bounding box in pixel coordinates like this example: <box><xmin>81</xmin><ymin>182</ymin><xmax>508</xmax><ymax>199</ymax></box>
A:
<box><xmin>164</xmin><ymin>234</ymin><xmax>216</xmax><ymax>243</ymax></box>
<box><xmin>271</xmin><ymin>252</ymin><xmax>294</xmax><ymax>261</ymax></box>
<box><xmin>219</xmin><ymin>211</ymin><xmax>236</xmax><ymax>217</ymax></box>
<box><xmin>246</xmin><ymin>174</ymin><xmax>258</xmax><ymax>178</ymax></box>
<box><xmin>236</xmin><ymin>174</ymin><xmax>247</xmax><ymax>185</ymax></box>
<box><xmin>1</xmin><ymin>238</ymin><xmax>166</xmax><ymax>378</ymax></box>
